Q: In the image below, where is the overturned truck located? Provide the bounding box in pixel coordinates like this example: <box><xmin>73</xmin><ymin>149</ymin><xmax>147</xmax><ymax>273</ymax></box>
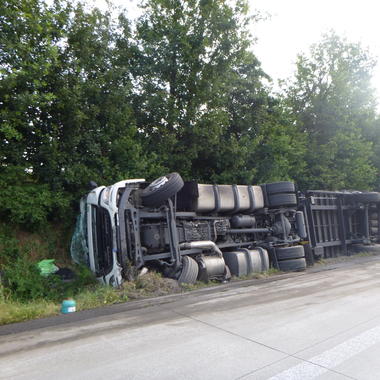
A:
<box><xmin>71</xmin><ymin>173</ymin><xmax>380</xmax><ymax>286</ymax></box>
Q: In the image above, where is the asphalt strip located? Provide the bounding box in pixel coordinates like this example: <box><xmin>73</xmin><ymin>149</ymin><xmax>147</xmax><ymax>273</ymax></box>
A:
<box><xmin>269</xmin><ymin>325</ymin><xmax>380</xmax><ymax>380</ymax></box>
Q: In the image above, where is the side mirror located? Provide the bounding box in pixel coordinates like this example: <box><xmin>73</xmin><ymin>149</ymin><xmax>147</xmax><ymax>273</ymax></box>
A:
<box><xmin>88</xmin><ymin>181</ymin><xmax>98</xmax><ymax>190</ymax></box>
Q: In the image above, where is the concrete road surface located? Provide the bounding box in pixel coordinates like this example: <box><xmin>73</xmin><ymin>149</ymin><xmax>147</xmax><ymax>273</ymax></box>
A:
<box><xmin>2</xmin><ymin>256</ymin><xmax>380</xmax><ymax>380</ymax></box>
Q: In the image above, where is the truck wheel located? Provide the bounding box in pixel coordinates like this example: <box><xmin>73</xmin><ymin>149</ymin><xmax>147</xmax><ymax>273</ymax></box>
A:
<box><xmin>266</xmin><ymin>181</ymin><xmax>295</xmax><ymax>195</ymax></box>
<box><xmin>278</xmin><ymin>258</ymin><xmax>306</xmax><ymax>272</ymax></box>
<box><xmin>177</xmin><ymin>256</ymin><xmax>198</xmax><ymax>284</ymax></box>
<box><xmin>141</xmin><ymin>172</ymin><xmax>184</xmax><ymax>207</ymax></box>
<box><xmin>276</xmin><ymin>245</ymin><xmax>305</xmax><ymax>260</ymax></box>
<box><xmin>268</xmin><ymin>193</ymin><xmax>297</xmax><ymax>208</ymax></box>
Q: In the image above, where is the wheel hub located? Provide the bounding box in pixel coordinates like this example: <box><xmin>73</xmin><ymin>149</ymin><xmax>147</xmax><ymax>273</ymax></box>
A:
<box><xmin>149</xmin><ymin>176</ymin><xmax>169</xmax><ymax>191</ymax></box>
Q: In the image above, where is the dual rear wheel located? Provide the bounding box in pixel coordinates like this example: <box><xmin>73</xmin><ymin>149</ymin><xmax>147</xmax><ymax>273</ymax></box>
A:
<box><xmin>275</xmin><ymin>245</ymin><xmax>306</xmax><ymax>271</ymax></box>
<box><xmin>263</xmin><ymin>181</ymin><xmax>297</xmax><ymax>208</ymax></box>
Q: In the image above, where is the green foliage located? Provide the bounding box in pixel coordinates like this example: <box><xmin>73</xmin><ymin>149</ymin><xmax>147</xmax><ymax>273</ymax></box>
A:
<box><xmin>286</xmin><ymin>31</ymin><xmax>377</xmax><ymax>138</ymax></box>
<box><xmin>0</xmin><ymin>227</ymin><xmax>19</xmax><ymax>265</ymax></box>
<box><xmin>0</xmin><ymin>167</ymin><xmax>69</xmax><ymax>229</ymax></box>
<box><xmin>2</xmin><ymin>253</ymin><xmax>65</xmax><ymax>301</ymax></box>
<box><xmin>3</xmin><ymin>1</ymin><xmax>377</xmax><ymax>234</ymax></box>
<box><xmin>284</xmin><ymin>31</ymin><xmax>378</xmax><ymax>190</ymax></box>
<box><xmin>302</xmin><ymin>131</ymin><xmax>376</xmax><ymax>190</ymax></box>
<box><xmin>0</xmin><ymin>0</ymin><xmax>155</xmax><ymax>231</ymax></box>
<box><xmin>133</xmin><ymin>0</ymin><xmax>268</xmax><ymax>182</ymax></box>
<box><xmin>2</xmin><ymin>256</ymin><xmax>98</xmax><ymax>302</ymax></box>
<box><xmin>247</xmin><ymin>102</ymin><xmax>307</xmax><ymax>184</ymax></box>
<box><xmin>0</xmin><ymin>224</ymin><xmax>97</xmax><ymax>302</ymax></box>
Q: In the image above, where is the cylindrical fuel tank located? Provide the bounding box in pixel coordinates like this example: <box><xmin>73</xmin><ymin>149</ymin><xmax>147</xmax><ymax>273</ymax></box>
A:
<box><xmin>193</xmin><ymin>183</ymin><xmax>264</xmax><ymax>213</ymax></box>
<box><xmin>223</xmin><ymin>248</ymin><xmax>269</xmax><ymax>277</ymax></box>
<box><xmin>256</xmin><ymin>247</ymin><xmax>270</xmax><ymax>272</ymax></box>
<box><xmin>194</xmin><ymin>184</ymin><xmax>216</xmax><ymax>212</ymax></box>
<box><xmin>223</xmin><ymin>250</ymin><xmax>249</xmax><ymax>277</ymax></box>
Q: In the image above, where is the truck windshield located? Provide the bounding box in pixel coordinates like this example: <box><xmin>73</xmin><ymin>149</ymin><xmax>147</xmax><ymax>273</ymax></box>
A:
<box><xmin>70</xmin><ymin>199</ymin><xmax>89</xmax><ymax>265</ymax></box>
<box><xmin>91</xmin><ymin>205</ymin><xmax>113</xmax><ymax>276</ymax></box>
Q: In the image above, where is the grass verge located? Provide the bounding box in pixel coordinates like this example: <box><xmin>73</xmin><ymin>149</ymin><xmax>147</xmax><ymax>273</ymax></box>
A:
<box><xmin>2</xmin><ymin>249</ymin><xmax>379</xmax><ymax>326</ymax></box>
<box><xmin>0</xmin><ymin>299</ymin><xmax>60</xmax><ymax>325</ymax></box>
<box><xmin>0</xmin><ymin>272</ymin><xmax>183</xmax><ymax>325</ymax></box>
<box><xmin>0</xmin><ymin>269</ymin><xmax>281</xmax><ymax>325</ymax></box>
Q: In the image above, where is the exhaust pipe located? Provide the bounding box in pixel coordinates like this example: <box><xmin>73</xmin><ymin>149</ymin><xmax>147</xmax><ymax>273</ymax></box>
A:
<box><xmin>180</xmin><ymin>241</ymin><xmax>229</xmax><ymax>282</ymax></box>
<box><xmin>179</xmin><ymin>241</ymin><xmax>223</xmax><ymax>258</ymax></box>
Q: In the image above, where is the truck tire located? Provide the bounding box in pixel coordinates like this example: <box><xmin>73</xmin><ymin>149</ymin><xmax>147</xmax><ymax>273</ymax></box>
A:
<box><xmin>177</xmin><ymin>256</ymin><xmax>198</xmax><ymax>284</ymax></box>
<box><xmin>276</xmin><ymin>245</ymin><xmax>305</xmax><ymax>260</ymax></box>
<box><xmin>278</xmin><ymin>258</ymin><xmax>306</xmax><ymax>272</ymax></box>
<box><xmin>268</xmin><ymin>193</ymin><xmax>297</xmax><ymax>208</ymax></box>
<box><xmin>141</xmin><ymin>172</ymin><xmax>184</xmax><ymax>207</ymax></box>
<box><xmin>346</xmin><ymin>192</ymin><xmax>380</xmax><ymax>203</ymax></box>
<box><xmin>266</xmin><ymin>181</ymin><xmax>295</xmax><ymax>195</ymax></box>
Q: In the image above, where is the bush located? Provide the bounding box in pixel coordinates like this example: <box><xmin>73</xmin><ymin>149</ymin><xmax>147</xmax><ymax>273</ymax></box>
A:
<box><xmin>2</xmin><ymin>254</ymin><xmax>67</xmax><ymax>302</ymax></box>
<box><xmin>0</xmin><ymin>227</ymin><xmax>19</xmax><ymax>265</ymax></box>
<box><xmin>0</xmin><ymin>220</ymin><xmax>97</xmax><ymax>303</ymax></box>
<box><xmin>1</xmin><ymin>238</ymin><xmax>97</xmax><ymax>303</ymax></box>
<box><xmin>0</xmin><ymin>167</ymin><xmax>70</xmax><ymax>230</ymax></box>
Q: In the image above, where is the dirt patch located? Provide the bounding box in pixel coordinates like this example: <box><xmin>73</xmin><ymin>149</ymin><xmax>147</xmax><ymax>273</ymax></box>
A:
<box><xmin>121</xmin><ymin>272</ymin><xmax>182</xmax><ymax>299</ymax></box>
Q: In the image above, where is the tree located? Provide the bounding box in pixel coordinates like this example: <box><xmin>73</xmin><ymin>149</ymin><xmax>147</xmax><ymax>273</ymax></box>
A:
<box><xmin>0</xmin><ymin>0</ymin><xmax>72</xmax><ymax>227</ymax></box>
<box><xmin>284</xmin><ymin>31</ymin><xmax>378</xmax><ymax>190</ymax></box>
<box><xmin>0</xmin><ymin>0</ymin><xmax>151</xmax><ymax>227</ymax></box>
<box><xmin>247</xmin><ymin>101</ymin><xmax>307</xmax><ymax>184</ymax></box>
<box><xmin>44</xmin><ymin>3</ymin><xmax>148</xmax><ymax>190</ymax></box>
<box><xmin>133</xmin><ymin>0</ymin><xmax>269</xmax><ymax>182</ymax></box>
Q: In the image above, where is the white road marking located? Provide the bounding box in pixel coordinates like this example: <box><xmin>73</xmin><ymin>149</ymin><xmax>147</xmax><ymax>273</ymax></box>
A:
<box><xmin>268</xmin><ymin>324</ymin><xmax>380</xmax><ymax>379</ymax></box>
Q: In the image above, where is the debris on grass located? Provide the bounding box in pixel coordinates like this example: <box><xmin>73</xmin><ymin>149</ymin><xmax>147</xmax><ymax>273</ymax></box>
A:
<box><xmin>121</xmin><ymin>272</ymin><xmax>181</xmax><ymax>299</ymax></box>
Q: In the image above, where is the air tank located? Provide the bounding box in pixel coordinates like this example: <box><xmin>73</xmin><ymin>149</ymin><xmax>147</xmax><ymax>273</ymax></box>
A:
<box><xmin>230</xmin><ymin>215</ymin><xmax>256</xmax><ymax>228</ymax></box>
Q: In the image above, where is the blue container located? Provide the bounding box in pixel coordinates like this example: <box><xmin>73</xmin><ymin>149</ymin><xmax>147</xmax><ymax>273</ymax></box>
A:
<box><xmin>61</xmin><ymin>299</ymin><xmax>76</xmax><ymax>314</ymax></box>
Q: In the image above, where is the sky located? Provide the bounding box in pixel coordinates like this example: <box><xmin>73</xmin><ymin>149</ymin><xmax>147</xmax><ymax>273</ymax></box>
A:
<box><xmin>251</xmin><ymin>0</ymin><xmax>380</xmax><ymax>97</ymax></box>
<box><xmin>94</xmin><ymin>0</ymin><xmax>380</xmax><ymax>105</ymax></box>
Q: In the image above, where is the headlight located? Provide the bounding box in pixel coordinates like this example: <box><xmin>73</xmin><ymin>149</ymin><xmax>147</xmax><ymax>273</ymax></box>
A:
<box><xmin>102</xmin><ymin>186</ymin><xmax>111</xmax><ymax>204</ymax></box>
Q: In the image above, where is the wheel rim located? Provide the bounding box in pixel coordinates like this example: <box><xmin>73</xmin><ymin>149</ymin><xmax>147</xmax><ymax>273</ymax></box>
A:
<box><xmin>148</xmin><ymin>176</ymin><xmax>169</xmax><ymax>191</ymax></box>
